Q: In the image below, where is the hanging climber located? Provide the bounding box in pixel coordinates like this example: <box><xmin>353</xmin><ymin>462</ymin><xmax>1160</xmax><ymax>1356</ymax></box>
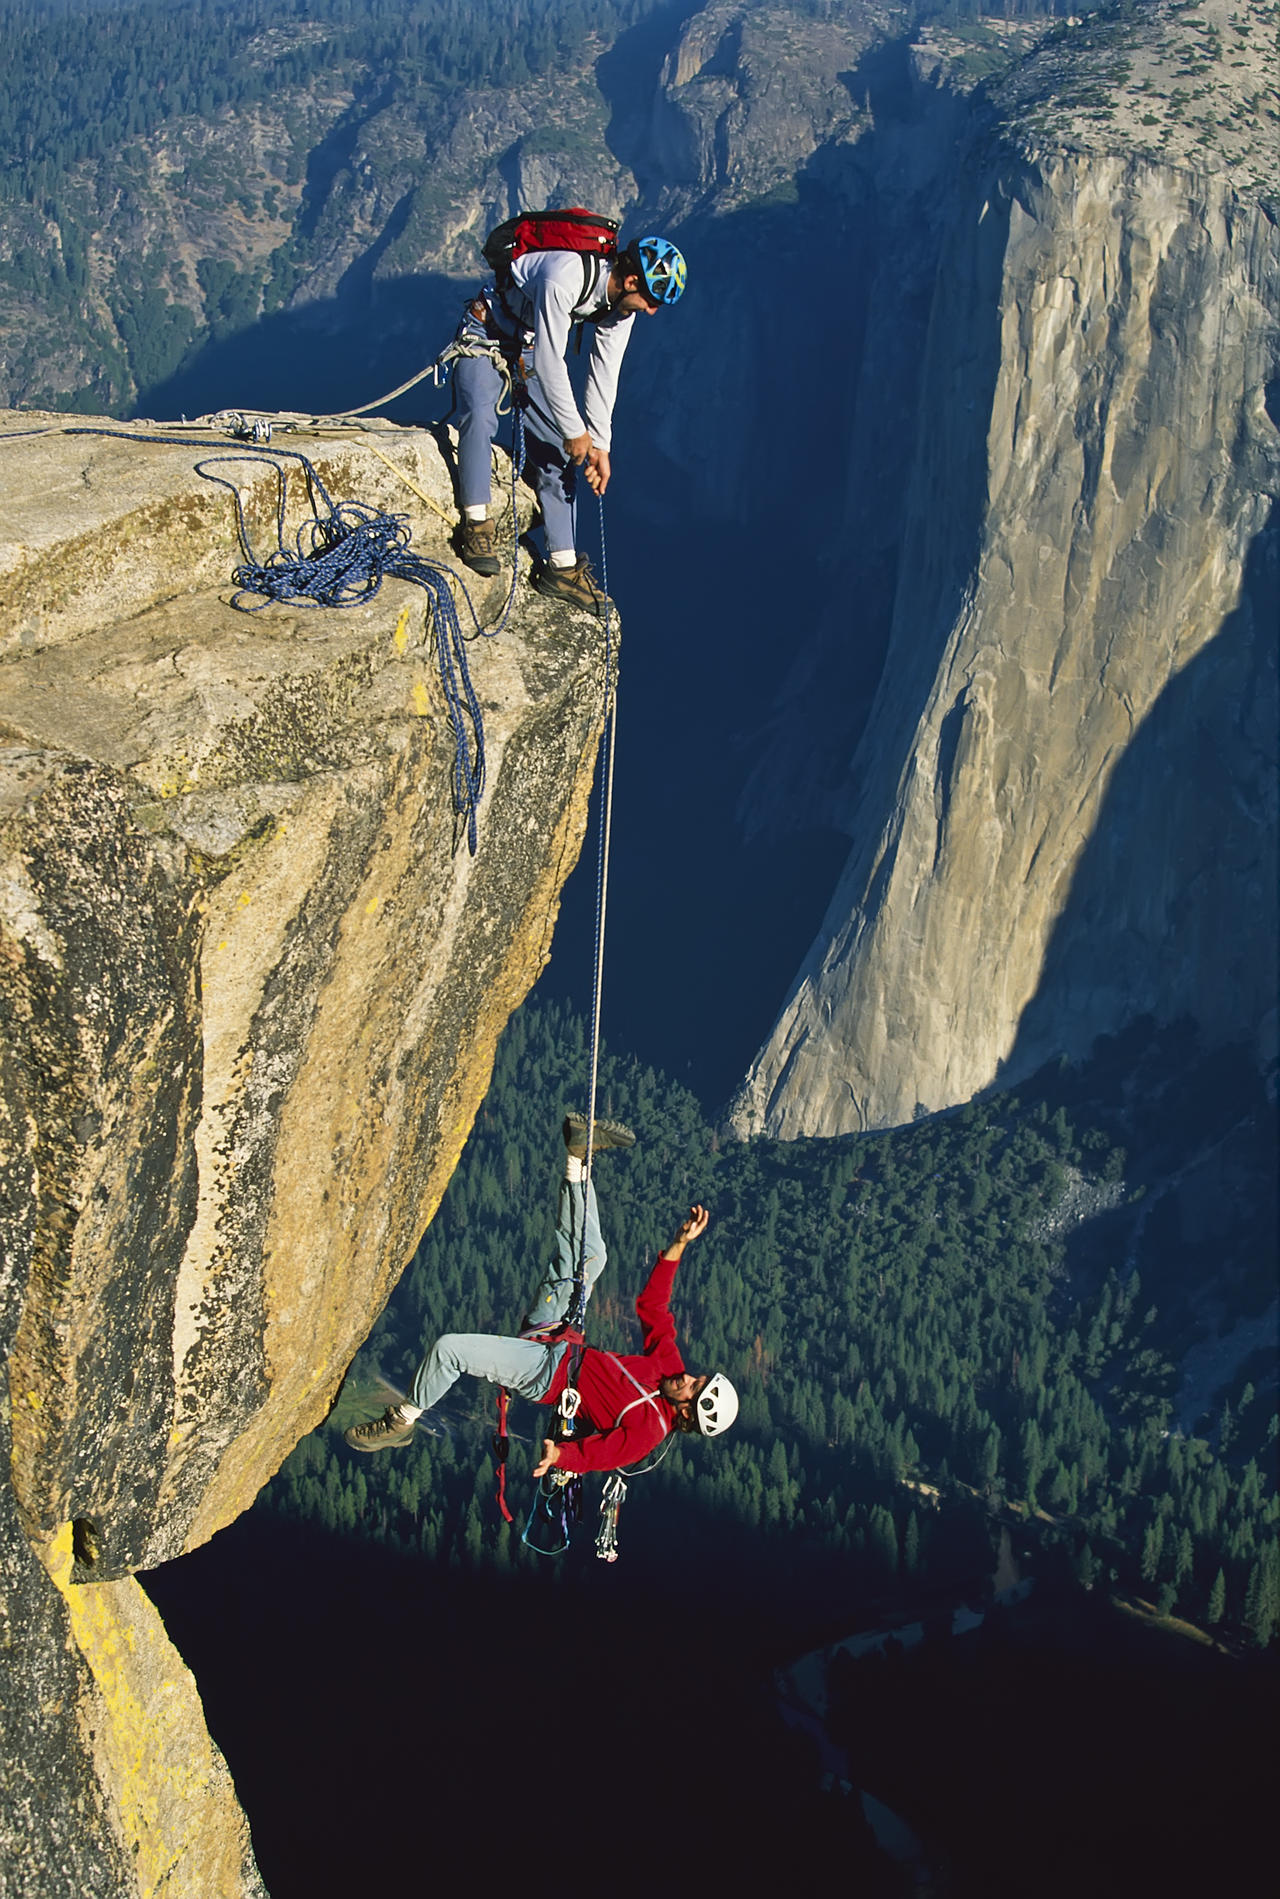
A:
<box><xmin>445</xmin><ymin>224</ymin><xmax>687</xmax><ymax>614</ymax></box>
<box><xmin>344</xmin><ymin>1113</ymin><xmax>738</xmax><ymax>1472</ymax></box>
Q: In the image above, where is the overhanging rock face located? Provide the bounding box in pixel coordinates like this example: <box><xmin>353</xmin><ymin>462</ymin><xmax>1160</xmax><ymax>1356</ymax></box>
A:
<box><xmin>0</xmin><ymin>416</ymin><xmax>611</xmax><ymax>1892</ymax></box>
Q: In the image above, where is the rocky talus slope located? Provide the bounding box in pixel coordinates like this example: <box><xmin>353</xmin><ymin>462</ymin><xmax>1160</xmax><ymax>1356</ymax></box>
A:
<box><xmin>0</xmin><ymin>416</ymin><xmax>611</xmax><ymax>1892</ymax></box>
<box><xmin>731</xmin><ymin>0</ymin><xmax>1279</xmax><ymax>1137</ymax></box>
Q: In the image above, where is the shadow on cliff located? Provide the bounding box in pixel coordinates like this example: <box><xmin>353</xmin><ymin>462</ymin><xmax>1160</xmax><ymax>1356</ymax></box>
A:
<box><xmin>1001</xmin><ymin>508</ymin><xmax>1279</xmax><ymax>1093</ymax></box>
<box><xmin>772</xmin><ymin>49</ymin><xmax>1009</xmax><ymax>841</ymax></box>
<box><xmin>597</xmin><ymin>22</ymin><xmax>1010</xmax><ymax>881</ymax></box>
<box><xmin>135</xmin><ymin>269</ymin><xmax>467</xmax><ymax>424</ymax></box>
<box><xmin>592</xmin><ymin>0</ymin><xmax>693</xmax><ymax>193</ymax></box>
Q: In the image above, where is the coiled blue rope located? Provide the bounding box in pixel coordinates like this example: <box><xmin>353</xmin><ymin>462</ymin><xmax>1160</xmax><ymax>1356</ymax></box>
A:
<box><xmin>196</xmin><ymin>449</ymin><xmax>490</xmax><ymax>853</ymax></box>
<box><xmin>66</xmin><ymin>429</ymin><xmax>491</xmax><ymax>855</ymax></box>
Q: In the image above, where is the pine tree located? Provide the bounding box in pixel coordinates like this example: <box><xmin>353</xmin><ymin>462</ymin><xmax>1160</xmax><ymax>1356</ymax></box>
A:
<box><xmin>1173</xmin><ymin>1526</ymin><xmax>1194</xmax><ymax>1586</ymax></box>
<box><xmin>1074</xmin><ymin>1542</ymin><xmax>1101</xmax><ymax>1590</ymax></box>
<box><xmin>1243</xmin><ymin>1546</ymin><xmax>1278</xmax><ymax>1648</ymax></box>
<box><xmin>869</xmin><ymin>1504</ymin><xmax>899</xmax><ymax>1577</ymax></box>
<box><xmin>904</xmin><ymin>1510</ymin><xmax>921</xmax><ymax>1574</ymax></box>
<box><xmin>1140</xmin><ymin>1518</ymin><xmax>1164</xmax><ymax>1584</ymax></box>
<box><xmin>1021</xmin><ymin>1418</ymin><xmax>1044</xmax><ymax>1505</ymax></box>
<box><xmin>1205</xmin><ymin>1567</ymin><xmax>1226</xmax><ymax>1626</ymax></box>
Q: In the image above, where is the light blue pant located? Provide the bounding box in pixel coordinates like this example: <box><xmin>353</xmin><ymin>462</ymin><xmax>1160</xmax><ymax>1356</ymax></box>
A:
<box><xmin>410</xmin><ymin>1178</ymin><xmax>605</xmax><ymax>1411</ymax></box>
<box><xmin>453</xmin><ymin>349</ymin><xmax>578</xmax><ymax>556</ymax></box>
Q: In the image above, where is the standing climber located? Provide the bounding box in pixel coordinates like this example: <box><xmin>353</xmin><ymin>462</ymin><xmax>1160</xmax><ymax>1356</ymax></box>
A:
<box><xmin>344</xmin><ymin>1113</ymin><xmax>737</xmax><ymax>1474</ymax></box>
<box><xmin>445</xmin><ymin>230</ymin><xmax>687</xmax><ymax>614</ymax></box>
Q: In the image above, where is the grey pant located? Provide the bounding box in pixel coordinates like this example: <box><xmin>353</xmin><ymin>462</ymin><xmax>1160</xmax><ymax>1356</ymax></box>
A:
<box><xmin>454</xmin><ymin>349</ymin><xmax>579</xmax><ymax>556</ymax></box>
<box><xmin>410</xmin><ymin>1177</ymin><xmax>605</xmax><ymax>1412</ymax></box>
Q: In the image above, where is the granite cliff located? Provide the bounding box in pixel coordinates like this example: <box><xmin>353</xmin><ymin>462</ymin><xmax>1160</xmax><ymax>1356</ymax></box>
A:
<box><xmin>731</xmin><ymin>0</ymin><xmax>1279</xmax><ymax>1135</ymax></box>
<box><xmin>0</xmin><ymin>417</ymin><xmax>611</xmax><ymax>1892</ymax></box>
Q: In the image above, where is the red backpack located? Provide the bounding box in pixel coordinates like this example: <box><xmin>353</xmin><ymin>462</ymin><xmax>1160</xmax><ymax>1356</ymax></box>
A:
<box><xmin>482</xmin><ymin>206</ymin><xmax>620</xmax><ymax>291</ymax></box>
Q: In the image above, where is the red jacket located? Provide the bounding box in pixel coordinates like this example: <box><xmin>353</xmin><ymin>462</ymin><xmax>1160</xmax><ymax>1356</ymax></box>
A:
<box><xmin>543</xmin><ymin>1252</ymin><xmax>686</xmax><ymax>1474</ymax></box>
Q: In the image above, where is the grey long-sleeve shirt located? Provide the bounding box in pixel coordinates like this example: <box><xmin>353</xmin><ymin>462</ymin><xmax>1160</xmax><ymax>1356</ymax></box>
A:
<box><xmin>490</xmin><ymin>249</ymin><xmax>636</xmax><ymax>452</ymax></box>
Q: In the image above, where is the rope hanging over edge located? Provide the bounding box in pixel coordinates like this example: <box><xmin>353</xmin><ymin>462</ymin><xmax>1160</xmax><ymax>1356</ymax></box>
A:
<box><xmin>571</xmin><ymin>490</ymin><xmax>617</xmax><ymax>1325</ymax></box>
<box><xmin>65</xmin><ymin>427</ymin><xmax>493</xmax><ymax>855</ymax></box>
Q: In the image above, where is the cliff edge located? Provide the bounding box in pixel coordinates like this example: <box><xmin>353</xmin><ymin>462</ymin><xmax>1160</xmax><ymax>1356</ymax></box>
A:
<box><xmin>0</xmin><ymin>416</ymin><xmax>611</xmax><ymax>1891</ymax></box>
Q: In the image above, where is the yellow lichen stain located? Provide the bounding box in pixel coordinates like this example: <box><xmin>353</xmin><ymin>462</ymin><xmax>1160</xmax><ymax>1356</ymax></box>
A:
<box><xmin>236</xmin><ymin>891</ymin><xmax>251</xmax><ymax>909</ymax></box>
<box><xmin>45</xmin><ymin>1523</ymin><xmax>242</xmax><ymax>1897</ymax></box>
<box><xmin>411</xmin><ymin>680</ymin><xmax>432</xmax><ymax>717</ymax></box>
<box><xmin>216</xmin><ymin>939</ymin><xmax>229</xmax><ymax>952</ymax></box>
<box><xmin>365</xmin><ymin>896</ymin><xmax>380</xmax><ymax>917</ymax></box>
<box><xmin>26</xmin><ymin>1391</ymin><xmax>42</xmax><ymax>1409</ymax></box>
<box><xmin>393</xmin><ymin>603</ymin><xmax>412</xmax><ymax>653</ymax></box>
<box><xmin>158</xmin><ymin>753</ymin><xmax>199</xmax><ymax>799</ymax></box>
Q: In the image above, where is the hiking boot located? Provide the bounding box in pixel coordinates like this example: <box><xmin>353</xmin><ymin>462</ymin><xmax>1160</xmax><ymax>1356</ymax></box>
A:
<box><xmin>455</xmin><ymin>515</ymin><xmax>500</xmax><ymax>576</ymax></box>
<box><xmin>563</xmin><ymin>1112</ymin><xmax>636</xmax><ymax>1159</ymax></box>
<box><xmin>344</xmin><ymin>1404</ymin><xmax>417</xmax><ymax>1453</ymax></box>
<box><xmin>533</xmin><ymin>554</ymin><xmax>611</xmax><ymax>617</ymax></box>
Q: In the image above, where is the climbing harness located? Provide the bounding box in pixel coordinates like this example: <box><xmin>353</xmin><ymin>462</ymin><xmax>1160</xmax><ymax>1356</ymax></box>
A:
<box><xmin>431</xmin><ymin>303</ymin><xmax>520</xmax><ymax>410</ymax></box>
<box><xmin>64</xmin><ymin>428</ymin><xmax>493</xmax><ymax>855</ymax></box>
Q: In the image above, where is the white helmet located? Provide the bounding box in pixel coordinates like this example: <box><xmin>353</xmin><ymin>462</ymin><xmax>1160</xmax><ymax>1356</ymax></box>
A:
<box><xmin>696</xmin><ymin>1372</ymin><xmax>738</xmax><ymax>1437</ymax></box>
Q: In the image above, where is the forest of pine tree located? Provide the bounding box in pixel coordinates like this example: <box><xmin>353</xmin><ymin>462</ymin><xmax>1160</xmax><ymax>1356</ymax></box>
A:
<box><xmin>260</xmin><ymin>1000</ymin><xmax>1278</xmax><ymax>1648</ymax></box>
<box><xmin>0</xmin><ymin>0</ymin><xmax>673</xmax><ymax>194</ymax></box>
<box><xmin>0</xmin><ymin>0</ymin><xmax>1113</xmax><ymax>201</ymax></box>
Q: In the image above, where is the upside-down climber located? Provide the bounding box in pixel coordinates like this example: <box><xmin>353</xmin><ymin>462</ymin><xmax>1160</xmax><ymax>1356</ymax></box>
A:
<box><xmin>344</xmin><ymin>1114</ymin><xmax>738</xmax><ymax>1474</ymax></box>
<box><xmin>444</xmin><ymin>226</ymin><xmax>687</xmax><ymax>615</ymax></box>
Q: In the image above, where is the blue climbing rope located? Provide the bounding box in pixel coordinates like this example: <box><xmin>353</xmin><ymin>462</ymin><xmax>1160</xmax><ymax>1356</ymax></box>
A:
<box><xmin>65</xmin><ymin>428</ymin><xmax>492</xmax><ymax>855</ymax></box>
<box><xmin>203</xmin><ymin>448</ymin><xmax>491</xmax><ymax>855</ymax></box>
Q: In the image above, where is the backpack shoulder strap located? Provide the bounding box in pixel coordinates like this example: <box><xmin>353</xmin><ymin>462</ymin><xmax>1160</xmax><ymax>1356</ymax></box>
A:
<box><xmin>573</xmin><ymin>251</ymin><xmax>611</xmax><ymax>315</ymax></box>
<box><xmin>571</xmin><ymin>253</ymin><xmax>612</xmax><ymax>353</ymax></box>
